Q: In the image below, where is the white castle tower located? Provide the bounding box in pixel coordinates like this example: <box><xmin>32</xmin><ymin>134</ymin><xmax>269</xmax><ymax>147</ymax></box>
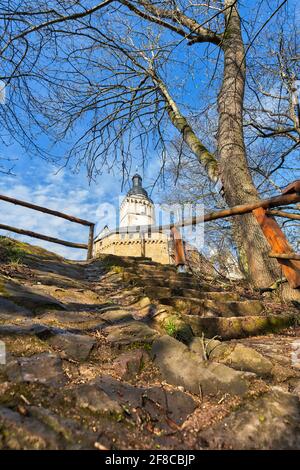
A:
<box><xmin>120</xmin><ymin>174</ymin><xmax>155</xmax><ymax>228</ymax></box>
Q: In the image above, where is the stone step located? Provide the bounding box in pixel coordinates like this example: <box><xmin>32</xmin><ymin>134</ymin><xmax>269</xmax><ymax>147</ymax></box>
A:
<box><xmin>135</xmin><ymin>260</ymin><xmax>176</xmax><ymax>268</ymax></box>
<box><xmin>128</xmin><ymin>276</ymin><xmax>217</xmax><ymax>291</ymax></box>
<box><xmin>127</xmin><ymin>276</ymin><xmax>216</xmax><ymax>291</ymax></box>
<box><xmin>144</xmin><ymin>286</ymin><xmax>239</xmax><ymax>302</ymax></box>
<box><xmin>180</xmin><ymin>313</ymin><xmax>295</xmax><ymax>340</ymax></box>
<box><xmin>158</xmin><ymin>297</ymin><xmax>264</xmax><ymax>317</ymax></box>
<box><xmin>125</xmin><ymin>266</ymin><xmax>178</xmax><ymax>276</ymax></box>
<box><xmin>124</xmin><ymin>269</ymin><xmax>203</xmax><ymax>283</ymax></box>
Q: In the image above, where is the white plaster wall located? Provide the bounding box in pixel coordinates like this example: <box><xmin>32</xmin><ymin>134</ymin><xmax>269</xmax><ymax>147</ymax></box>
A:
<box><xmin>120</xmin><ymin>195</ymin><xmax>155</xmax><ymax>228</ymax></box>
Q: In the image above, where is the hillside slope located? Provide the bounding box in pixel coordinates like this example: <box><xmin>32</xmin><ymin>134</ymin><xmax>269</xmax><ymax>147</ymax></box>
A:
<box><xmin>0</xmin><ymin>237</ymin><xmax>300</xmax><ymax>450</ymax></box>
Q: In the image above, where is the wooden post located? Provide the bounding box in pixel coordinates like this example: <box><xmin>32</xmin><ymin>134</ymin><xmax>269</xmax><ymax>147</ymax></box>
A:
<box><xmin>170</xmin><ymin>226</ymin><xmax>186</xmax><ymax>267</ymax></box>
<box><xmin>87</xmin><ymin>224</ymin><xmax>95</xmax><ymax>260</ymax></box>
<box><xmin>252</xmin><ymin>207</ymin><xmax>300</xmax><ymax>288</ymax></box>
<box><xmin>140</xmin><ymin>231</ymin><xmax>145</xmax><ymax>257</ymax></box>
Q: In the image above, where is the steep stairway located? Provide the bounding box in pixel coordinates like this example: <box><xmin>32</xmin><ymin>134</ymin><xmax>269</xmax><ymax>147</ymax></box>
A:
<box><xmin>86</xmin><ymin>255</ymin><xmax>296</xmax><ymax>341</ymax></box>
<box><xmin>1</xmin><ymin>239</ymin><xmax>300</xmax><ymax>450</ymax></box>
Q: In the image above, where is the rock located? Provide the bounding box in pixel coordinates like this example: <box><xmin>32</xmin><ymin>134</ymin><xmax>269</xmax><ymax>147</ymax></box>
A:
<box><xmin>73</xmin><ymin>383</ymin><xmax>123</xmax><ymax>415</ymax></box>
<box><xmin>204</xmin><ymin>299</ymin><xmax>264</xmax><ymax>317</ymax></box>
<box><xmin>225</xmin><ymin>344</ymin><xmax>273</xmax><ymax>376</ymax></box>
<box><xmin>144</xmin><ymin>286</ymin><xmax>172</xmax><ymax>299</ymax></box>
<box><xmin>144</xmin><ymin>387</ymin><xmax>196</xmax><ymax>425</ymax></box>
<box><xmin>100</xmin><ymin>309</ymin><xmax>134</xmax><ymax>324</ymax></box>
<box><xmin>199</xmin><ymin>389</ymin><xmax>300</xmax><ymax>449</ymax></box>
<box><xmin>38</xmin><ymin>310</ymin><xmax>100</xmax><ymax>324</ymax></box>
<box><xmin>270</xmin><ymin>364</ymin><xmax>298</xmax><ymax>382</ymax></box>
<box><xmin>136</xmin><ymin>297</ymin><xmax>152</xmax><ymax>309</ymax></box>
<box><xmin>160</xmin><ymin>297</ymin><xmax>264</xmax><ymax>317</ymax></box>
<box><xmin>0</xmin><ymin>323</ymin><xmax>55</xmax><ymax>339</ymax></box>
<box><xmin>130</xmin><ymin>296</ymin><xmax>156</xmax><ymax>319</ymax></box>
<box><xmin>0</xmin><ymin>324</ymin><xmax>35</xmax><ymax>336</ymax></box>
<box><xmin>293</xmin><ymin>381</ymin><xmax>300</xmax><ymax>398</ymax></box>
<box><xmin>0</xmin><ymin>405</ymin><xmax>96</xmax><ymax>450</ymax></box>
<box><xmin>28</xmin><ymin>406</ymin><xmax>96</xmax><ymax>448</ymax></box>
<box><xmin>3</xmin><ymin>280</ymin><xmax>67</xmax><ymax>312</ymax></box>
<box><xmin>189</xmin><ymin>337</ymin><xmax>205</xmax><ymax>359</ymax></box>
<box><xmin>105</xmin><ymin>321</ymin><xmax>158</xmax><ymax>346</ymax></box>
<box><xmin>181</xmin><ymin>314</ymin><xmax>295</xmax><ymax>340</ymax></box>
<box><xmin>151</xmin><ymin>335</ymin><xmax>248</xmax><ymax>396</ymax></box>
<box><xmin>0</xmin><ymin>406</ymin><xmax>60</xmax><ymax>449</ymax></box>
<box><xmin>5</xmin><ymin>353</ymin><xmax>67</xmax><ymax>387</ymax></box>
<box><xmin>205</xmin><ymin>338</ymin><xmax>227</xmax><ymax>357</ymax></box>
<box><xmin>48</xmin><ymin>333</ymin><xmax>96</xmax><ymax>361</ymax></box>
<box><xmin>37</xmin><ymin>310</ymin><xmax>106</xmax><ymax>332</ymax></box>
<box><xmin>112</xmin><ymin>349</ymin><xmax>150</xmax><ymax>379</ymax></box>
<box><xmin>209</xmin><ymin>342</ymin><xmax>273</xmax><ymax>377</ymax></box>
<box><xmin>0</xmin><ymin>298</ymin><xmax>32</xmax><ymax>319</ymax></box>
<box><xmin>205</xmin><ymin>292</ymin><xmax>240</xmax><ymax>302</ymax></box>
<box><xmin>94</xmin><ymin>375</ymin><xmax>196</xmax><ymax>425</ymax></box>
<box><xmin>95</xmin><ymin>375</ymin><xmax>141</xmax><ymax>407</ymax></box>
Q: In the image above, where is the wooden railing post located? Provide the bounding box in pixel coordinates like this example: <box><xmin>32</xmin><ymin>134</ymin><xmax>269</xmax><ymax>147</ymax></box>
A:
<box><xmin>87</xmin><ymin>224</ymin><xmax>95</xmax><ymax>260</ymax></box>
<box><xmin>140</xmin><ymin>231</ymin><xmax>145</xmax><ymax>257</ymax></box>
<box><xmin>252</xmin><ymin>207</ymin><xmax>300</xmax><ymax>289</ymax></box>
<box><xmin>170</xmin><ymin>226</ymin><xmax>186</xmax><ymax>267</ymax></box>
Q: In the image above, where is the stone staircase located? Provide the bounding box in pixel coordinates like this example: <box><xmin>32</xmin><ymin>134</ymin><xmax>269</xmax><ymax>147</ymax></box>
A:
<box><xmin>87</xmin><ymin>255</ymin><xmax>296</xmax><ymax>342</ymax></box>
<box><xmin>1</xmin><ymin>241</ymin><xmax>300</xmax><ymax>450</ymax></box>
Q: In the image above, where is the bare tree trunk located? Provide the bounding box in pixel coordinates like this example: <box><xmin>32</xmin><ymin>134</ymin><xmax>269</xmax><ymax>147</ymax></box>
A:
<box><xmin>218</xmin><ymin>0</ymin><xmax>280</xmax><ymax>288</ymax></box>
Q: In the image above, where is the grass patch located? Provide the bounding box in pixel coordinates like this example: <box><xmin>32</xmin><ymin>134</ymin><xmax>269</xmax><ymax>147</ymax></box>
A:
<box><xmin>162</xmin><ymin>315</ymin><xmax>194</xmax><ymax>343</ymax></box>
<box><xmin>111</xmin><ymin>265</ymin><xmax>125</xmax><ymax>274</ymax></box>
<box><xmin>0</xmin><ymin>237</ymin><xmax>27</xmax><ymax>264</ymax></box>
<box><xmin>164</xmin><ymin>318</ymin><xmax>178</xmax><ymax>337</ymax></box>
<box><xmin>0</xmin><ymin>236</ymin><xmax>63</xmax><ymax>263</ymax></box>
<box><xmin>97</xmin><ymin>254</ymin><xmax>134</xmax><ymax>270</ymax></box>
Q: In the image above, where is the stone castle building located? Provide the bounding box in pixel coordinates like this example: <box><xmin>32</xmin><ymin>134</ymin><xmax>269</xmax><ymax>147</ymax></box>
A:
<box><xmin>93</xmin><ymin>174</ymin><xmax>172</xmax><ymax>264</ymax></box>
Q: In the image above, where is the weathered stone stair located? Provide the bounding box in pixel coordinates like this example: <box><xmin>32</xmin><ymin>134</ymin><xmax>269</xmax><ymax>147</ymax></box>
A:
<box><xmin>1</xmin><ymin>241</ymin><xmax>300</xmax><ymax>450</ymax></box>
<box><xmin>93</xmin><ymin>255</ymin><xmax>295</xmax><ymax>341</ymax></box>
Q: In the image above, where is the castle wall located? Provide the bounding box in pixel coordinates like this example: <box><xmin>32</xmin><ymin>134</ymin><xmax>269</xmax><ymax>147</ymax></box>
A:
<box><xmin>94</xmin><ymin>231</ymin><xmax>171</xmax><ymax>265</ymax></box>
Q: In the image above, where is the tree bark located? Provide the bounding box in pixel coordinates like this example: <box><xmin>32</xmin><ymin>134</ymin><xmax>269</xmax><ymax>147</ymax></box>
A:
<box><xmin>217</xmin><ymin>0</ymin><xmax>281</xmax><ymax>288</ymax></box>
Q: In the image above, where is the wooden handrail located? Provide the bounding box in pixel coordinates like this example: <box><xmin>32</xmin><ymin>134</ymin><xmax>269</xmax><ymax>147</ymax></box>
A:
<box><xmin>0</xmin><ymin>194</ymin><xmax>95</xmax><ymax>259</ymax></box>
<box><xmin>0</xmin><ymin>194</ymin><xmax>93</xmax><ymax>227</ymax></box>
<box><xmin>266</xmin><ymin>209</ymin><xmax>300</xmax><ymax>221</ymax></box>
<box><xmin>2</xmin><ymin>181</ymin><xmax>299</xmax><ymax>266</ymax></box>
<box><xmin>164</xmin><ymin>192</ymin><xmax>300</xmax><ymax>231</ymax></box>
<box><xmin>97</xmin><ymin>191</ymin><xmax>300</xmax><ymax>239</ymax></box>
<box><xmin>0</xmin><ymin>223</ymin><xmax>88</xmax><ymax>249</ymax></box>
<box><xmin>269</xmin><ymin>252</ymin><xmax>300</xmax><ymax>260</ymax></box>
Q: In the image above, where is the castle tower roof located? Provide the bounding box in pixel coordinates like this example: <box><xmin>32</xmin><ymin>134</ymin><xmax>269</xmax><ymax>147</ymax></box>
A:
<box><xmin>126</xmin><ymin>174</ymin><xmax>152</xmax><ymax>202</ymax></box>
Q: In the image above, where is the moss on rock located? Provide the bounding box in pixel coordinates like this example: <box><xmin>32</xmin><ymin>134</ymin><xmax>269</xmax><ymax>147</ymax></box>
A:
<box><xmin>181</xmin><ymin>313</ymin><xmax>296</xmax><ymax>340</ymax></box>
